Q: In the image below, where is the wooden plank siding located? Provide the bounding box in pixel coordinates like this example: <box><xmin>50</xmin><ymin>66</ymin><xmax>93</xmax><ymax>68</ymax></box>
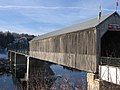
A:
<box><xmin>96</xmin><ymin>13</ymin><xmax>120</xmax><ymax>61</ymax></box>
<box><xmin>30</xmin><ymin>28</ymin><xmax>97</xmax><ymax>73</ymax></box>
<box><xmin>29</xmin><ymin>12</ymin><xmax>120</xmax><ymax>74</ymax></box>
<box><xmin>97</xmin><ymin>12</ymin><xmax>120</xmax><ymax>38</ymax></box>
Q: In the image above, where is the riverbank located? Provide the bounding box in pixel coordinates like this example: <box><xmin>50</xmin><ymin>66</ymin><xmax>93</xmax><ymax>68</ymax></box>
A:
<box><xmin>0</xmin><ymin>52</ymin><xmax>9</xmax><ymax>71</ymax></box>
<box><xmin>0</xmin><ymin>49</ymin><xmax>8</xmax><ymax>59</ymax></box>
<box><xmin>0</xmin><ymin>52</ymin><xmax>22</xmax><ymax>90</ymax></box>
<box><xmin>0</xmin><ymin>72</ymin><xmax>22</xmax><ymax>90</ymax></box>
<box><xmin>0</xmin><ymin>53</ymin><xmax>8</xmax><ymax>59</ymax></box>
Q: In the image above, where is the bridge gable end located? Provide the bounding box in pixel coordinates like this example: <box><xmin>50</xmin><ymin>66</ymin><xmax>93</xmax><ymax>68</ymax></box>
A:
<box><xmin>96</xmin><ymin>12</ymin><xmax>120</xmax><ymax>37</ymax></box>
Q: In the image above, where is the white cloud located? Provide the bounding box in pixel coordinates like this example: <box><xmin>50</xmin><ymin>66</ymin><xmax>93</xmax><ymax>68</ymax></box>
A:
<box><xmin>0</xmin><ymin>5</ymin><xmax>98</xmax><ymax>10</ymax></box>
<box><xmin>0</xmin><ymin>0</ymin><xmax>119</xmax><ymax>35</ymax></box>
<box><xmin>0</xmin><ymin>5</ymin><xmax>117</xmax><ymax>11</ymax></box>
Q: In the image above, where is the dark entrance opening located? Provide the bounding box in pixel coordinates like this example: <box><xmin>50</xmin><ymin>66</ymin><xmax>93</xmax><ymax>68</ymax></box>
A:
<box><xmin>101</xmin><ymin>31</ymin><xmax>120</xmax><ymax>58</ymax></box>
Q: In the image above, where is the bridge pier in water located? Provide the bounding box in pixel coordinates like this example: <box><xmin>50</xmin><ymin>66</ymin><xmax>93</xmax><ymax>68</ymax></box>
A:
<box><xmin>8</xmin><ymin>51</ymin><xmax>30</xmax><ymax>81</ymax></box>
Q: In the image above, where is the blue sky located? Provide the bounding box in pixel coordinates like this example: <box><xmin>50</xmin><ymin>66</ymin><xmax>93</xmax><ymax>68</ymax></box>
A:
<box><xmin>0</xmin><ymin>0</ymin><xmax>119</xmax><ymax>35</ymax></box>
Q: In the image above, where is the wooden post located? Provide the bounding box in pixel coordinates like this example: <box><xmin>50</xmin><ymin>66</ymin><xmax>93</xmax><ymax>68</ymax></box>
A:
<box><xmin>99</xmin><ymin>65</ymin><xmax>101</xmax><ymax>80</ymax></box>
<box><xmin>26</xmin><ymin>56</ymin><xmax>30</xmax><ymax>81</ymax></box>
<box><xmin>14</xmin><ymin>53</ymin><xmax>17</xmax><ymax>77</ymax></box>
<box><xmin>9</xmin><ymin>51</ymin><xmax>12</xmax><ymax>62</ymax></box>
<box><xmin>9</xmin><ymin>51</ymin><xmax>12</xmax><ymax>69</ymax></box>
<box><xmin>108</xmin><ymin>65</ymin><xmax>109</xmax><ymax>81</ymax></box>
<box><xmin>26</xmin><ymin>81</ymin><xmax>29</xmax><ymax>90</ymax></box>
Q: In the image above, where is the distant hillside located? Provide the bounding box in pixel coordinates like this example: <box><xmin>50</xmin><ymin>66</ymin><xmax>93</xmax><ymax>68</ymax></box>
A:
<box><xmin>0</xmin><ymin>31</ymin><xmax>35</xmax><ymax>49</ymax></box>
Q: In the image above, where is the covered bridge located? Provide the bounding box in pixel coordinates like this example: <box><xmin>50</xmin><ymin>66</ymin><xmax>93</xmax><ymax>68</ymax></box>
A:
<box><xmin>29</xmin><ymin>12</ymin><xmax>120</xmax><ymax>73</ymax></box>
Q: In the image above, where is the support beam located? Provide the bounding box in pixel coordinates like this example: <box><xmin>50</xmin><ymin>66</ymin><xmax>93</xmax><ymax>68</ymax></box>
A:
<box><xmin>14</xmin><ymin>53</ymin><xmax>16</xmax><ymax>77</ymax></box>
<box><xmin>9</xmin><ymin>51</ymin><xmax>12</xmax><ymax>62</ymax></box>
<box><xmin>14</xmin><ymin>53</ymin><xmax>16</xmax><ymax>66</ymax></box>
<box><xmin>26</xmin><ymin>56</ymin><xmax>30</xmax><ymax>81</ymax></box>
<box><xmin>9</xmin><ymin>51</ymin><xmax>12</xmax><ymax>70</ymax></box>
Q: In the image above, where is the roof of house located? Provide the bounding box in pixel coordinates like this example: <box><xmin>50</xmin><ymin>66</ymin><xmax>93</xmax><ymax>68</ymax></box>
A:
<box><xmin>31</xmin><ymin>12</ymin><xmax>119</xmax><ymax>41</ymax></box>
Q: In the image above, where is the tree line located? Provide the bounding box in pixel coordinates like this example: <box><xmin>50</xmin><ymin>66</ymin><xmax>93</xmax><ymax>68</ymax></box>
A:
<box><xmin>0</xmin><ymin>31</ymin><xmax>35</xmax><ymax>50</ymax></box>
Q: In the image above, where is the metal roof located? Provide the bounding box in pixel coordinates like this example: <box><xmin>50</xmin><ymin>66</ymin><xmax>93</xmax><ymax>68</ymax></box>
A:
<box><xmin>31</xmin><ymin>12</ymin><xmax>119</xmax><ymax>42</ymax></box>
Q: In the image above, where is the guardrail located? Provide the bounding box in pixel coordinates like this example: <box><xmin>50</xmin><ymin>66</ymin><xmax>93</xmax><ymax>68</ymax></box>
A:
<box><xmin>100</xmin><ymin>57</ymin><xmax>120</xmax><ymax>67</ymax></box>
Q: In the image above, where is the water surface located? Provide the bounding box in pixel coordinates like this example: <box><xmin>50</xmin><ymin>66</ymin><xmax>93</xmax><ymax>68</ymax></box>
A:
<box><xmin>0</xmin><ymin>54</ymin><xmax>87</xmax><ymax>90</ymax></box>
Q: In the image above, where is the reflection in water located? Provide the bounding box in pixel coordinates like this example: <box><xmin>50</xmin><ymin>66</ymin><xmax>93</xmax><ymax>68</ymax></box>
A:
<box><xmin>0</xmin><ymin>73</ymin><xmax>22</xmax><ymax>90</ymax></box>
<box><xmin>2</xmin><ymin>53</ymin><xmax>85</xmax><ymax>90</ymax></box>
<box><xmin>6</xmin><ymin>57</ymin><xmax>87</xmax><ymax>90</ymax></box>
<box><xmin>0</xmin><ymin>57</ymin><xmax>22</xmax><ymax>90</ymax></box>
<box><xmin>22</xmin><ymin>59</ymin><xmax>87</xmax><ymax>90</ymax></box>
<box><xmin>28</xmin><ymin>60</ymin><xmax>56</xmax><ymax>90</ymax></box>
<box><xmin>50</xmin><ymin>65</ymin><xmax>87</xmax><ymax>90</ymax></box>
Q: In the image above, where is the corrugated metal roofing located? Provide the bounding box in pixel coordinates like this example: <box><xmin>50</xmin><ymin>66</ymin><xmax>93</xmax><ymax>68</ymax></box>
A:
<box><xmin>31</xmin><ymin>12</ymin><xmax>118</xmax><ymax>41</ymax></box>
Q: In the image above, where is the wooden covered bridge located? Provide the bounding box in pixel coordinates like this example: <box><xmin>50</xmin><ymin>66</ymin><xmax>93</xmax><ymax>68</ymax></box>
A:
<box><xmin>29</xmin><ymin>12</ymin><xmax>120</xmax><ymax>74</ymax></box>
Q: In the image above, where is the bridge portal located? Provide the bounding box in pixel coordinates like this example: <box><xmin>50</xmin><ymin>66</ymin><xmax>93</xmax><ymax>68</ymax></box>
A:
<box><xmin>101</xmin><ymin>31</ymin><xmax>120</xmax><ymax>58</ymax></box>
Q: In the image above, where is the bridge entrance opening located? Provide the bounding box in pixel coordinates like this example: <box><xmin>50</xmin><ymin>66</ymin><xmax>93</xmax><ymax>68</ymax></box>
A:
<box><xmin>101</xmin><ymin>31</ymin><xmax>120</xmax><ymax>58</ymax></box>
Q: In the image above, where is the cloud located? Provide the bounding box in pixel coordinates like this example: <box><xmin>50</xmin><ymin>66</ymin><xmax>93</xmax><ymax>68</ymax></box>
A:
<box><xmin>0</xmin><ymin>17</ymin><xmax>42</xmax><ymax>35</ymax></box>
<box><xmin>0</xmin><ymin>5</ymin><xmax>117</xmax><ymax>11</ymax></box>
<box><xmin>0</xmin><ymin>0</ymin><xmax>119</xmax><ymax>35</ymax></box>
<box><xmin>0</xmin><ymin>24</ymin><xmax>43</xmax><ymax>35</ymax></box>
<box><xmin>0</xmin><ymin>5</ymin><xmax>98</xmax><ymax>10</ymax></box>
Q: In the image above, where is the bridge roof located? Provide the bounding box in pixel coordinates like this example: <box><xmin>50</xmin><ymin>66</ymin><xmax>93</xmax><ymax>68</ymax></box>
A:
<box><xmin>31</xmin><ymin>12</ymin><xmax>119</xmax><ymax>41</ymax></box>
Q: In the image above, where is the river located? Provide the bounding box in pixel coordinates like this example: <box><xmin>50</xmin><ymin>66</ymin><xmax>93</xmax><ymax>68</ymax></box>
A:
<box><xmin>0</xmin><ymin>53</ymin><xmax>87</xmax><ymax>90</ymax></box>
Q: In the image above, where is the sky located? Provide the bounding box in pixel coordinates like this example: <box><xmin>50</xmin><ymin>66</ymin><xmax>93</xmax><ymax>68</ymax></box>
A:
<box><xmin>0</xmin><ymin>0</ymin><xmax>119</xmax><ymax>35</ymax></box>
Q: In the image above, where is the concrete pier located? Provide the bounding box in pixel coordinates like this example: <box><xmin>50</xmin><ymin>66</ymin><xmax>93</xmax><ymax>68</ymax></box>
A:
<box><xmin>87</xmin><ymin>73</ymin><xmax>99</xmax><ymax>90</ymax></box>
<box><xmin>8</xmin><ymin>50</ymin><xmax>29</xmax><ymax>80</ymax></box>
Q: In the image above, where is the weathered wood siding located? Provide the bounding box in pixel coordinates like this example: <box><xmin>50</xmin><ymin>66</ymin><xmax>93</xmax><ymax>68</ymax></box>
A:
<box><xmin>30</xmin><ymin>28</ymin><xmax>97</xmax><ymax>73</ymax></box>
<box><xmin>97</xmin><ymin>13</ymin><xmax>120</xmax><ymax>38</ymax></box>
<box><xmin>96</xmin><ymin>13</ymin><xmax>120</xmax><ymax>58</ymax></box>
